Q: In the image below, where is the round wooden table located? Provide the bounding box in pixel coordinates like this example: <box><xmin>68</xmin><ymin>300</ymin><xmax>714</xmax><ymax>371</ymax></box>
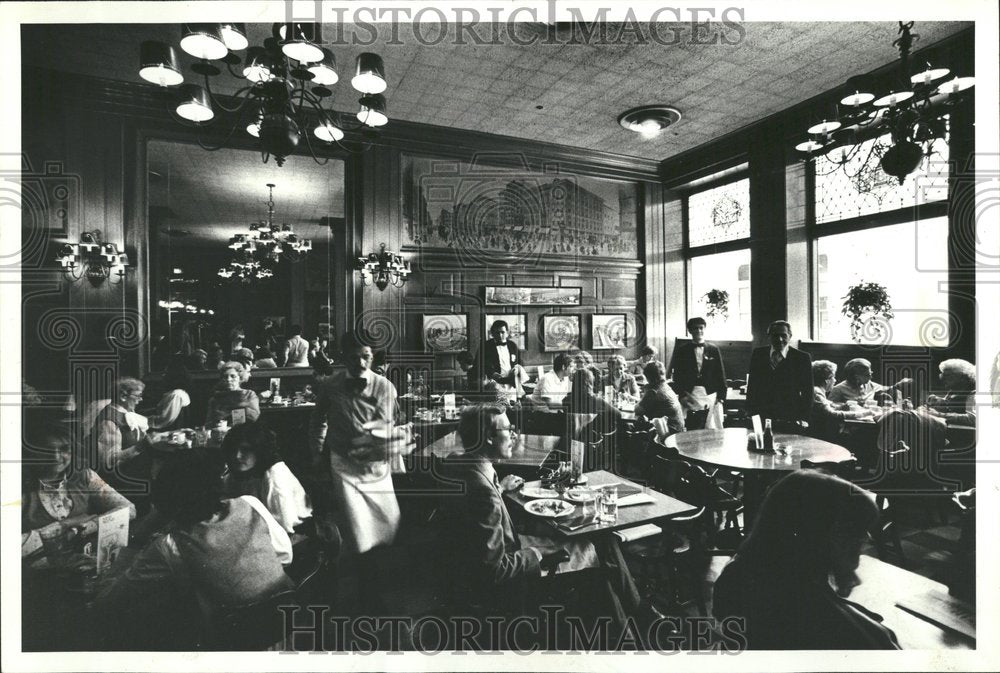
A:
<box><xmin>665</xmin><ymin>427</ymin><xmax>852</xmax><ymax>472</ymax></box>
<box><xmin>665</xmin><ymin>427</ymin><xmax>853</xmax><ymax>531</ymax></box>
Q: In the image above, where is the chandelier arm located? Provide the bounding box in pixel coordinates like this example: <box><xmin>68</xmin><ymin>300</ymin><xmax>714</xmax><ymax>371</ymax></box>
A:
<box><xmin>298</xmin><ymin>93</ymin><xmax>376</xmax><ymax>157</ymax></box>
<box><xmin>202</xmin><ymin>73</ymin><xmax>256</xmax><ymax>115</ymax></box>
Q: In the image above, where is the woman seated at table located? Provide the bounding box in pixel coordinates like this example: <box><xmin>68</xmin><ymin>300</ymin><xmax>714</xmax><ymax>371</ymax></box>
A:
<box><xmin>98</xmin><ymin>451</ymin><xmax>293</xmax><ymax>649</ymax></box>
<box><xmin>811</xmin><ymin>360</ymin><xmax>876</xmax><ymax>443</ymax></box>
<box><xmin>605</xmin><ymin>354</ymin><xmax>640</xmax><ymax>399</ymax></box>
<box><xmin>205</xmin><ymin>361</ymin><xmax>260</xmax><ymax>427</ymax></box>
<box><xmin>147</xmin><ymin>355</ymin><xmax>192</xmax><ymax>431</ymax></box>
<box><xmin>923</xmin><ymin>358</ymin><xmax>976</xmax><ymax>427</ymax></box>
<box><xmin>23</xmin><ymin>422</ymin><xmax>136</xmax><ymax>539</ymax></box>
<box><xmin>713</xmin><ymin>470</ymin><xmax>899</xmax><ymax>649</ymax></box>
<box><xmin>629</xmin><ymin>345</ymin><xmax>658</xmax><ymax>378</ymax></box>
<box><xmin>564</xmin><ymin>368</ymin><xmax>621</xmax><ymax>439</ymax></box>
<box><xmin>829</xmin><ymin>358</ymin><xmax>912</xmax><ymax>407</ymax></box>
<box><xmin>634</xmin><ymin>360</ymin><xmax>684</xmax><ymax>436</ymax></box>
<box><xmin>220</xmin><ymin>422</ymin><xmax>312</xmax><ymax>534</ymax></box>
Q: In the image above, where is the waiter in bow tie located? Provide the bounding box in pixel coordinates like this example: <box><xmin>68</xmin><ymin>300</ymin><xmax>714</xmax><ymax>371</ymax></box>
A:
<box><xmin>671</xmin><ymin>317</ymin><xmax>728</xmax><ymax>430</ymax></box>
<box><xmin>482</xmin><ymin>320</ymin><xmax>527</xmax><ymax>392</ymax></box>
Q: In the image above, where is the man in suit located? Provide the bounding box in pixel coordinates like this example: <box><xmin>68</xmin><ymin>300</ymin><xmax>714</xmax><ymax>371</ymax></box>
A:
<box><xmin>671</xmin><ymin>317</ymin><xmax>728</xmax><ymax>430</ymax></box>
<box><xmin>746</xmin><ymin>320</ymin><xmax>813</xmax><ymax>429</ymax></box>
<box><xmin>481</xmin><ymin>320</ymin><xmax>523</xmax><ymax>387</ymax></box>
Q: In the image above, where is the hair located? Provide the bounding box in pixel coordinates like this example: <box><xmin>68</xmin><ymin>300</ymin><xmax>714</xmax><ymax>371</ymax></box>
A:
<box><xmin>254</xmin><ymin>346</ymin><xmax>275</xmax><ymax>361</ymax></box>
<box><xmin>151</xmin><ymin>452</ymin><xmax>225</xmax><ymax>527</ymax></box>
<box><xmin>608</xmin><ymin>354</ymin><xmax>627</xmax><ymax>370</ymax></box>
<box><xmin>552</xmin><ymin>352</ymin><xmax>574</xmax><ymax>372</ymax></box>
<box><xmin>372</xmin><ymin>350</ymin><xmax>388</xmax><ymax>367</ymax></box>
<box><xmin>842</xmin><ymin>358</ymin><xmax>872</xmax><ymax>381</ymax></box>
<box><xmin>221</xmin><ymin>422</ymin><xmax>279</xmax><ymax>477</ymax></box>
<box><xmin>23</xmin><ymin>418</ymin><xmax>76</xmax><ymax>483</ymax></box>
<box><xmin>339</xmin><ymin>330</ymin><xmax>372</xmax><ymax>355</ymax></box>
<box><xmin>218</xmin><ymin>360</ymin><xmax>251</xmax><ymax>383</ymax></box>
<box><xmin>571</xmin><ymin>367</ymin><xmax>595</xmax><ymax>396</ymax></box>
<box><xmin>489</xmin><ymin>320</ymin><xmax>509</xmax><ymax>336</ymax></box>
<box><xmin>639</xmin><ymin>345</ymin><xmax>658</xmax><ymax>358</ymax></box>
<box><xmin>767</xmin><ymin>320</ymin><xmax>792</xmax><ymax>335</ymax></box>
<box><xmin>939</xmin><ymin>358</ymin><xmax>976</xmax><ymax>391</ymax></box>
<box><xmin>644</xmin><ymin>360</ymin><xmax>668</xmax><ymax>387</ymax></box>
<box><xmin>686</xmin><ymin>316</ymin><xmax>707</xmax><ymax>332</ymax></box>
<box><xmin>572</xmin><ymin>350</ymin><xmax>593</xmax><ymax>365</ymax></box>
<box><xmin>116</xmin><ymin>377</ymin><xmax>145</xmax><ymax>399</ymax></box>
<box><xmin>737</xmin><ymin>470</ymin><xmax>877</xmax><ymax>580</ymax></box>
<box><xmin>290</xmin><ymin>324</ymin><xmax>302</xmax><ymax>336</ymax></box>
<box><xmin>456</xmin><ymin>351</ymin><xmax>474</xmax><ymax>367</ymax></box>
<box><xmin>812</xmin><ymin>360</ymin><xmax>837</xmax><ymax>387</ymax></box>
<box><xmin>234</xmin><ymin>347</ymin><xmax>254</xmax><ymax>363</ymax></box>
<box><xmin>457</xmin><ymin>403</ymin><xmax>507</xmax><ymax>454</ymax></box>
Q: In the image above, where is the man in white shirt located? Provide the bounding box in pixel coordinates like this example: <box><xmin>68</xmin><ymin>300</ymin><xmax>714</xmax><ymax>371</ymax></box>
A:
<box><xmin>528</xmin><ymin>353</ymin><xmax>575</xmax><ymax>409</ymax></box>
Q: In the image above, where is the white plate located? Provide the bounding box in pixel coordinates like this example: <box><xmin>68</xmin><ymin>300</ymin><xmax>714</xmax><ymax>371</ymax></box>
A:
<box><xmin>524</xmin><ymin>498</ymin><xmax>575</xmax><ymax>518</ymax></box>
<box><xmin>521</xmin><ymin>486</ymin><xmax>560</xmax><ymax>499</ymax></box>
<box><xmin>564</xmin><ymin>487</ymin><xmax>597</xmax><ymax>503</ymax></box>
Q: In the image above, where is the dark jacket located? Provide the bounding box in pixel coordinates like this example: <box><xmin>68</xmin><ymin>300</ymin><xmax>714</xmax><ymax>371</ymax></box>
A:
<box><xmin>481</xmin><ymin>340</ymin><xmax>521</xmax><ymax>386</ymax></box>
<box><xmin>671</xmin><ymin>341</ymin><xmax>728</xmax><ymax>400</ymax></box>
<box><xmin>746</xmin><ymin>346</ymin><xmax>813</xmax><ymax>423</ymax></box>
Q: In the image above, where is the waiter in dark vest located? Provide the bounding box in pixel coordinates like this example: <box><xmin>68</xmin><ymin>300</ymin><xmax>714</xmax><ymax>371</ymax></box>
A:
<box><xmin>672</xmin><ymin>317</ymin><xmax>728</xmax><ymax>430</ymax></box>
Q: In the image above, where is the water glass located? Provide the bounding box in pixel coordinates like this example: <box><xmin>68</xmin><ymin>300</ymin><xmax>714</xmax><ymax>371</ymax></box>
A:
<box><xmin>598</xmin><ymin>485</ymin><xmax>619</xmax><ymax>523</ymax></box>
<box><xmin>39</xmin><ymin>524</ymin><xmax>70</xmax><ymax>566</ymax></box>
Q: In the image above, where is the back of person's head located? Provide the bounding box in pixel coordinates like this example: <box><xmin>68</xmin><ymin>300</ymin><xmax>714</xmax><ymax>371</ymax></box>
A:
<box><xmin>552</xmin><ymin>352</ymin><xmax>573</xmax><ymax>372</ymax></box>
<box><xmin>643</xmin><ymin>360</ymin><xmax>667</xmax><ymax>387</ymax></box>
<box><xmin>234</xmin><ymin>347</ymin><xmax>254</xmax><ymax>365</ymax></box>
<box><xmin>571</xmin><ymin>368</ymin><xmax>595</xmax><ymax>395</ymax></box>
<box><xmin>152</xmin><ymin>452</ymin><xmax>225</xmax><ymax>527</ymax></box>
<box><xmin>812</xmin><ymin>360</ymin><xmax>837</xmax><ymax>387</ymax></box>
<box><xmin>457</xmin><ymin>403</ymin><xmax>507</xmax><ymax>453</ymax></box>
<box><xmin>220</xmin><ymin>422</ymin><xmax>279</xmax><ymax>476</ymax></box>
<box><xmin>939</xmin><ymin>358</ymin><xmax>976</xmax><ymax>391</ymax></box>
<box><xmin>254</xmin><ymin>346</ymin><xmax>274</xmax><ymax>360</ymax></box>
<box><xmin>639</xmin><ymin>345</ymin><xmax>658</xmax><ymax>358</ymax></box>
<box><xmin>456</xmin><ymin>351</ymin><xmax>474</xmax><ymax>368</ymax></box>
<box><xmin>738</xmin><ymin>470</ymin><xmax>877</xmax><ymax>579</ymax></box>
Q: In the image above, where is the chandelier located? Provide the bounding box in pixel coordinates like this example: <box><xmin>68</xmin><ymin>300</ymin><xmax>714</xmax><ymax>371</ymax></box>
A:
<box><xmin>56</xmin><ymin>230</ymin><xmax>130</xmax><ymax>286</ymax></box>
<box><xmin>218</xmin><ymin>183</ymin><xmax>309</xmax><ymax>281</ymax></box>
<box><xmin>357</xmin><ymin>243</ymin><xmax>410</xmax><ymax>291</ymax></box>
<box><xmin>796</xmin><ymin>22</ymin><xmax>974</xmax><ymax>184</ymax></box>
<box><xmin>139</xmin><ymin>23</ymin><xmax>389</xmax><ymax>166</ymax></box>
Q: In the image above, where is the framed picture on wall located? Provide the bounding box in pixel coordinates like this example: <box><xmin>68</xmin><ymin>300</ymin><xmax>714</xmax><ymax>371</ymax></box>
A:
<box><xmin>485</xmin><ymin>313</ymin><xmax>526</xmax><ymax>349</ymax></box>
<box><xmin>422</xmin><ymin>314</ymin><xmax>469</xmax><ymax>353</ymax></box>
<box><xmin>542</xmin><ymin>315</ymin><xmax>580</xmax><ymax>352</ymax></box>
<box><xmin>485</xmin><ymin>286</ymin><xmax>581</xmax><ymax>306</ymax></box>
<box><xmin>592</xmin><ymin>313</ymin><xmax>628</xmax><ymax>350</ymax></box>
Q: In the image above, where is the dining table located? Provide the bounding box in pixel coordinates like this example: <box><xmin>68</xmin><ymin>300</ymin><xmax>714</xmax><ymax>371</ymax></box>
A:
<box><xmin>505</xmin><ymin>469</ymin><xmax>699</xmax><ymax>539</ymax></box>
<box><xmin>665</xmin><ymin>427</ymin><xmax>854</xmax><ymax>529</ymax></box>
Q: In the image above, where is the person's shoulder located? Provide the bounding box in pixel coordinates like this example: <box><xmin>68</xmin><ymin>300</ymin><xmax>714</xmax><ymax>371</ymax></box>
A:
<box><xmin>266</xmin><ymin>461</ymin><xmax>297</xmax><ymax>482</ymax></box>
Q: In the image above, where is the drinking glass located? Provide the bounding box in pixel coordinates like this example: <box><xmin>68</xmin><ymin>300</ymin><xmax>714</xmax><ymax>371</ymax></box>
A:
<box><xmin>39</xmin><ymin>524</ymin><xmax>70</xmax><ymax>566</ymax></box>
<box><xmin>598</xmin><ymin>484</ymin><xmax>618</xmax><ymax>523</ymax></box>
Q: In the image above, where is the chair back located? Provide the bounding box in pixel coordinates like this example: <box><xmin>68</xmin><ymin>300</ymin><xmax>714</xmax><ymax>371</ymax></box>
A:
<box><xmin>649</xmin><ymin>454</ymin><xmax>711</xmax><ymax>505</ymax></box>
<box><xmin>203</xmin><ymin>588</ymin><xmax>299</xmax><ymax>650</ymax></box>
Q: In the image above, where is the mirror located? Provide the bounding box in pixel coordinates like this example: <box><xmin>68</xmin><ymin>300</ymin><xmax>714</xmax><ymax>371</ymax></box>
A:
<box><xmin>146</xmin><ymin>141</ymin><xmax>345</xmax><ymax>373</ymax></box>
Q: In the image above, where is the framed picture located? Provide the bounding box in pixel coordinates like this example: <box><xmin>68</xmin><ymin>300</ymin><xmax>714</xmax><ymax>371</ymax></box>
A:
<box><xmin>485</xmin><ymin>313</ymin><xmax>526</xmax><ymax>349</ymax></box>
<box><xmin>592</xmin><ymin>313</ymin><xmax>628</xmax><ymax>350</ymax></box>
<box><xmin>485</xmin><ymin>286</ymin><xmax>581</xmax><ymax>306</ymax></box>
<box><xmin>422</xmin><ymin>314</ymin><xmax>469</xmax><ymax>353</ymax></box>
<box><xmin>542</xmin><ymin>315</ymin><xmax>580</xmax><ymax>352</ymax></box>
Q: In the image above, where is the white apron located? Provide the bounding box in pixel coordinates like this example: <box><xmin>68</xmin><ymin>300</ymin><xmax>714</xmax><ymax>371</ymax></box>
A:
<box><xmin>329</xmin><ymin>451</ymin><xmax>400</xmax><ymax>555</ymax></box>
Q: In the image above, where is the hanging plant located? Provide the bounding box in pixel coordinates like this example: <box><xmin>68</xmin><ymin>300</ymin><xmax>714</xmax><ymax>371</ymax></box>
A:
<box><xmin>841</xmin><ymin>281</ymin><xmax>894</xmax><ymax>342</ymax></box>
<box><xmin>701</xmin><ymin>289</ymin><xmax>730</xmax><ymax>320</ymax></box>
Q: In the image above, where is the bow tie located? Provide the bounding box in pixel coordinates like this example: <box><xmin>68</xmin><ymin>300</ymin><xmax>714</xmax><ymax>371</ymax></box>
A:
<box><xmin>693</xmin><ymin>343</ymin><xmax>705</xmax><ymax>349</ymax></box>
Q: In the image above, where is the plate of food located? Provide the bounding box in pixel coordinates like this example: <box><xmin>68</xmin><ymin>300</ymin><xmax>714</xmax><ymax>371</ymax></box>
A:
<box><xmin>564</xmin><ymin>487</ymin><xmax>597</xmax><ymax>503</ymax></box>
<box><xmin>524</xmin><ymin>498</ymin><xmax>575</xmax><ymax>518</ymax></box>
<box><xmin>521</xmin><ymin>486</ymin><xmax>560</xmax><ymax>499</ymax></box>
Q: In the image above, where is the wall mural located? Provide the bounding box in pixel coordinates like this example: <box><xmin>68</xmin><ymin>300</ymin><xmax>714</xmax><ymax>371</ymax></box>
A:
<box><xmin>402</xmin><ymin>154</ymin><xmax>638</xmax><ymax>259</ymax></box>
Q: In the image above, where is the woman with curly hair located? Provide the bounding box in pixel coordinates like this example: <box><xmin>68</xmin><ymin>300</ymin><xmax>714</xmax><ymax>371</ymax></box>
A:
<box><xmin>205</xmin><ymin>361</ymin><xmax>260</xmax><ymax>426</ymax></box>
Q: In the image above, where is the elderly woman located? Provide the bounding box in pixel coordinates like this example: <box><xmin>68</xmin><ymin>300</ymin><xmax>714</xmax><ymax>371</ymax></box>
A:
<box><xmin>810</xmin><ymin>360</ymin><xmax>875</xmax><ymax>442</ymax></box>
<box><xmin>713</xmin><ymin>470</ymin><xmax>899</xmax><ymax>649</ymax></box>
<box><xmin>924</xmin><ymin>358</ymin><xmax>976</xmax><ymax>427</ymax></box>
<box><xmin>205</xmin><ymin>361</ymin><xmax>260</xmax><ymax>426</ymax></box>
<box><xmin>829</xmin><ymin>358</ymin><xmax>911</xmax><ymax>406</ymax></box>
<box><xmin>634</xmin><ymin>360</ymin><xmax>685</xmax><ymax>436</ymax></box>
<box><xmin>221</xmin><ymin>422</ymin><xmax>311</xmax><ymax>534</ymax></box>
<box><xmin>605</xmin><ymin>354</ymin><xmax>640</xmax><ymax>399</ymax></box>
<box><xmin>91</xmin><ymin>377</ymin><xmax>149</xmax><ymax>473</ymax></box>
<box><xmin>23</xmin><ymin>422</ymin><xmax>136</xmax><ymax>537</ymax></box>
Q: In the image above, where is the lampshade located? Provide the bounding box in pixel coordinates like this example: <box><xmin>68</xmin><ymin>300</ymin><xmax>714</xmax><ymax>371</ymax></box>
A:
<box><xmin>352</xmin><ymin>53</ymin><xmax>387</xmax><ymax>94</ymax></box>
<box><xmin>936</xmin><ymin>76</ymin><xmax>975</xmax><ymax>95</ymax></box>
<box><xmin>280</xmin><ymin>23</ymin><xmax>324</xmax><ymax>64</ymax></box>
<box><xmin>175</xmin><ymin>84</ymin><xmax>214</xmax><ymax>122</ymax></box>
<box><xmin>180</xmin><ymin>24</ymin><xmax>228</xmax><ymax>61</ymax></box>
<box><xmin>219</xmin><ymin>23</ymin><xmax>248</xmax><ymax>51</ymax></box>
<box><xmin>807</xmin><ymin>120</ymin><xmax>842</xmax><ymax>135</ymax></box>
<box><xmin>910</xmin><ymin>65</ymin><xmax>950</xmax><ymax>86</ymax></box>
<box><xmin>314</xmin><ymin>120</ymin><xmax>345</xmax><ymax>142</ymax></box>
<box><xmin>243</xmin><ymin>47</ymin><xmax>275</xmax><ymax>83</ymax></box>
<box><xmin>357</xmin><ymin>94</ymin><xmax>388</xmax><ymax>127</ymax></box>
<box><xmin>139</xmin><ymin>41</ymin><xmax>183</xmax><ymax>87</ymax></box>
<box><xmin>308</xmin><ymin>48</ymin><xmax>339</xmax><ymax>86</ymax></box>
<box><xmin>872</xmin><ymin>90</ymin><xmax>914</xmax><ymax>108</ymax></box>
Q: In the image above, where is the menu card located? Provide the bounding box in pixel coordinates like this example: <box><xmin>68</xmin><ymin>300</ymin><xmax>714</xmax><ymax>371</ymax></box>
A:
<box><xmin>96</xmin><ymin>506</ymin><xmax>131</xmax><ymax>573</ymax></box>
<box><xmin>232</xmin><ymin>408</ymin><xmax>247</xmax><ymax>425</ymax></box>
<box><xmin>443</xmin><ymin>393</ymin><xmax>456</xmax><ymax>411</ymax></box>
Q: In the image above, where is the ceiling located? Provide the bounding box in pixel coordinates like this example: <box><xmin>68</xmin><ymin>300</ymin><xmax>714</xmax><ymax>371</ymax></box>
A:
<box><xmin>22</xmin><ymin>21</ymin><xmax>973</xmax><ymax>162</ymax></box>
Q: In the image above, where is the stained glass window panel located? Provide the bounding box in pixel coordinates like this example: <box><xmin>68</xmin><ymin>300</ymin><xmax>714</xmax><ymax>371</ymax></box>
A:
<box><xmin>814</xmin><ymin>134</ymin><xmax>949</xmax><ymax>224</ymax></box>
<box><xmin>687</xmin><ymin>178</ymin><xmax>750</xmax><ymax>247</ymax></box>
<box><xmin>814</xmin><ymin>217</ymin><xmax>950</xmax><ymax>346</ymax></box>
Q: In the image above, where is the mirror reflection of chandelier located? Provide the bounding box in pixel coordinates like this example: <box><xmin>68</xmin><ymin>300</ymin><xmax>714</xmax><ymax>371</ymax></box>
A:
<box><xmin>796</xmin><ymin>21</ymin><xmax>974</xmax><ymax>184</ymax></box>
<box><xmin>218</xmin><ymin>183</ymin><xmax>309</xmax><ymax>281</ymax></box>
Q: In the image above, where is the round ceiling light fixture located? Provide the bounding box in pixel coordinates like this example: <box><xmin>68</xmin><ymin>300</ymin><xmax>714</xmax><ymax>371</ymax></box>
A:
<box><xmin>618</xmin><ymin>105</ymin><xmax>682</xmax><ymax>138</ymax></box>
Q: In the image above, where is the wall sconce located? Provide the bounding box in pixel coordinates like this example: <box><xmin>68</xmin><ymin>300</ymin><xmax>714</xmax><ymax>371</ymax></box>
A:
<box><xmin>357</xmin><ymin>242</ymin><xmax>410</xmax><ymax>291</ymax></box>
<box><xmin>55</xmin><ymin>230</ymin><xmax>130</xmax><ymax>285</ymax></box>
